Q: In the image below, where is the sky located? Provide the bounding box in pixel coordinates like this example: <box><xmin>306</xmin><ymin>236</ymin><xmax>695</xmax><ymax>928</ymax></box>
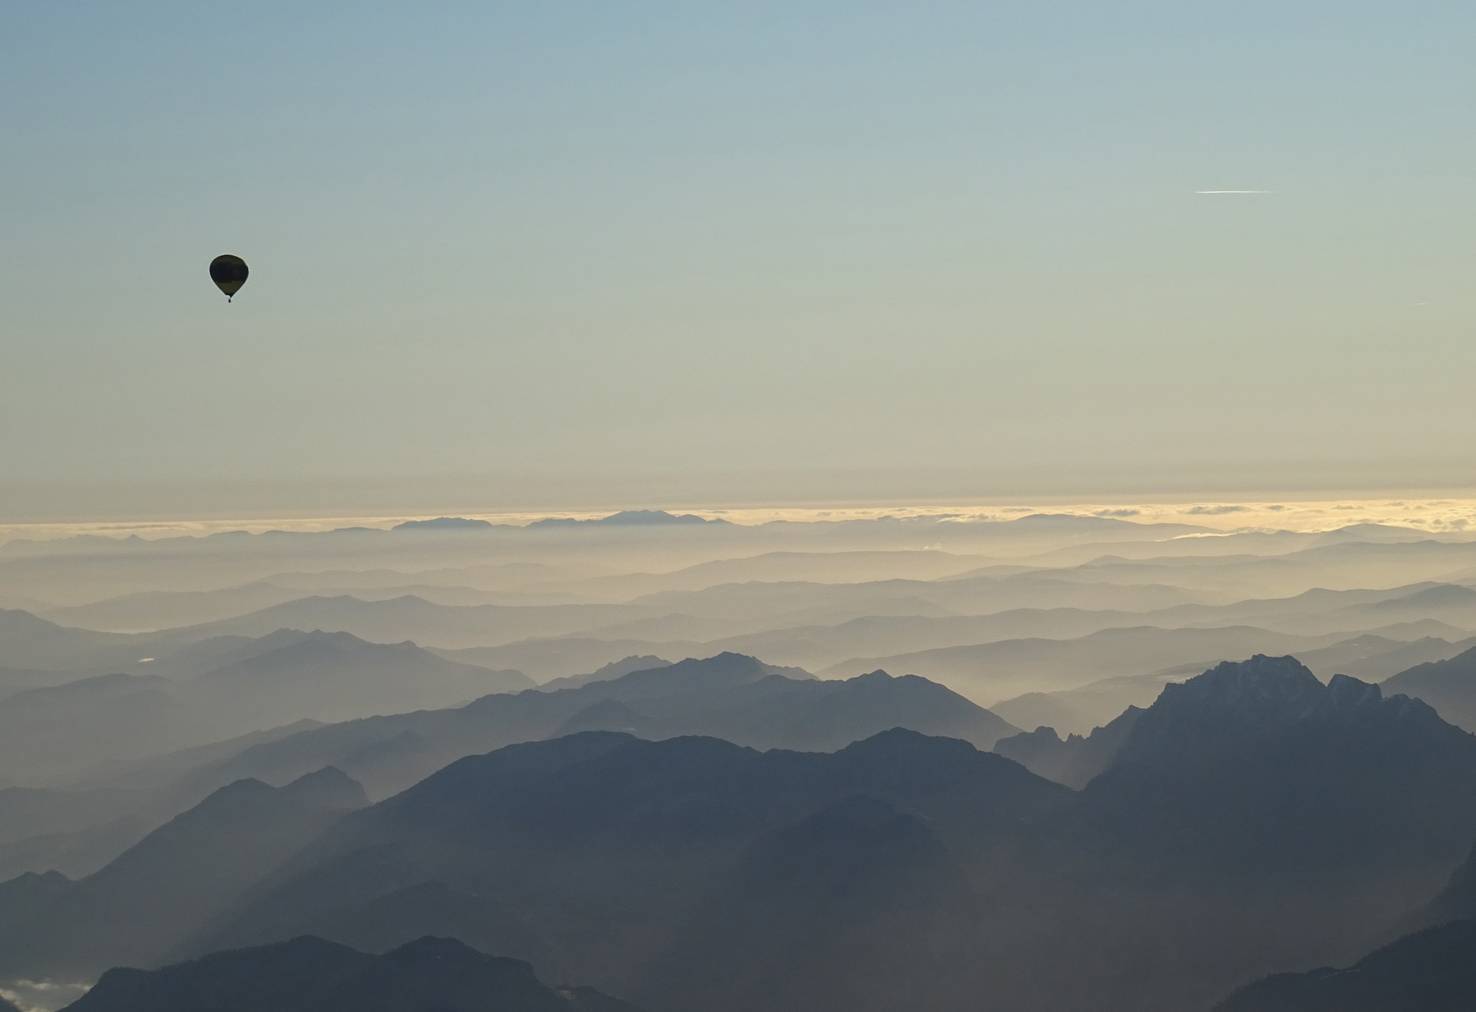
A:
<box><xmin>5</xmin><ymin>2</ymin><xmax>1475</xmax><ymax>518</ymax></box>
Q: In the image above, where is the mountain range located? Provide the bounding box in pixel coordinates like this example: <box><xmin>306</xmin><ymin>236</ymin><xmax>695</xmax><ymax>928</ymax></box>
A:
<box><xmin>0</xmin><ymin>630</ymin><xmax>530</xmax><ymax>784</ymax></box>
<box><xmin>1382</xmin><ymin>644</ymin><xmax>1476</xmax><ymax>731</ymax></box>
<box><xmin>169</xmin><ymin>653</ymin><xmax>1020</xmax><ymax>799</ymax></box>
<box><xmin>61</xmin><ymin>935</ymin><xmax>645</xmax><ymax>1012</ymax></box>
<box><xmin>0</xmin><ymin>768</ymin><xmax>366</xmax><ymax>979</ymax></box>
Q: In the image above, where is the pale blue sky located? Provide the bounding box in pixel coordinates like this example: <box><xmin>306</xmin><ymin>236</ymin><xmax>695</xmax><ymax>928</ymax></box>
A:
<box><xmin>5</xmin><ymin>3</ymin><xmax>1475</xmax><ymax>515</ymax></box>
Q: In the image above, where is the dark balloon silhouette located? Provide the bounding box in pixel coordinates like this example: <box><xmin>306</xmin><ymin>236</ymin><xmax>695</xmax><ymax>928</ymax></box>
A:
<box><xmin>209</xmin><ymin>254</ymin><xmax>249</xmax><ymax>301</ymax></box>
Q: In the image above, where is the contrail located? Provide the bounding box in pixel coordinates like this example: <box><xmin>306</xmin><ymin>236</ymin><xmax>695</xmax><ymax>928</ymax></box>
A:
<box><xmin>1194</xmin><ymin>189</ymin><xmax>1273</xmax><ymax>195</ymax></box>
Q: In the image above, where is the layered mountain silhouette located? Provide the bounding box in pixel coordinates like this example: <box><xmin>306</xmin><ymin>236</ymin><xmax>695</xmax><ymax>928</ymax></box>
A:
<box><xmin>163</xmin><ymin>595</ymin><xmax>654</xmax><ymax>650</ymax></box>
<box><xmin>0</xmin><ymin>673</ymin><xmax>183</xmax><ymax>781</ymax></box>
<box><xmin>538</xmin><ymin>655</ymin><xmax>671</xmax><ymax>692</ymax></box>
<box><xmin>61</xmin><ymin>935</ymin><xmax>645</xmax><ymax>1012</ymax></box>
<box><xmin>1423</xmin><ymin>838</ymin><xmax>1476</xmax><ymax>928</ymax></box>
<box><xmin>1009</xmin><ymin>655</ymin><xmax>1476</xmax><ymax>1010</ymax></box>
<box><xmin>0</xmin><ymin>608</ymin><xmax>138</xmax><ymax>672</ymax></box>
<box><xmin>530</xmin><ymin>509</ymin><xmax>726</xmax><ymax>527</ymax></box>
<box><xmin>822</xmin><ymin>625</ymin><xmax>1356</xmax><ymax>699</ymax></box>
<box><xmin>391</xmin><ymin>516</ymin><xmax>495</xmax><ymax>531</ymax></box>
<box><xmin>177</xmin><ymin>654</ymin><xmax>1018</xmax><ymax>798</ymax></box>
<box><xmin>187</xmin><ymin>629</ymin><xmax>532</xmax><ymax>726</ymax></box>
<box><xmin>1382</xmin><ymin>644</ymin><xmax>1476</xmax><ymax>731</ymax></box>
<box><xmin>0</xmin><ymin>768</ymin><xmax>366</xmax><ymax>978</ymax></box>
<box><xmin>184</xmin><ymin>730</ymin><xmax>1064</xmax><ymax>1011</ymax></box>
<box><xmin>0</xmin><ymin>630</ymin><xmax>530</xmax><ymax>783</ymax></box>
<box><xmin>1215</xmin><ymin>919</ymin><xmax>1476</xmax><ymax>1011</ymax></box>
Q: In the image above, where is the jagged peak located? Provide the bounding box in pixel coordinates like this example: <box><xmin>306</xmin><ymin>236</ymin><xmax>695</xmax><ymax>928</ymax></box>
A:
<box><xmin>1326</xmin><ymin>672</ymin><xmax>1383</xmax><ymax>707</ymax></box>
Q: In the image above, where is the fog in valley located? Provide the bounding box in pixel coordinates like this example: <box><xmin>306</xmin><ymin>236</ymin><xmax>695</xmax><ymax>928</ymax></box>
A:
<box><xmin>4</xmin><ymin>506</ymin><xmax>1476</xmax><ymax>1009</ymax></box>
<box><xmin>10</xmin><ymin>1</ymin><xmax>1476</xmax><ymax>1008</ymax></box>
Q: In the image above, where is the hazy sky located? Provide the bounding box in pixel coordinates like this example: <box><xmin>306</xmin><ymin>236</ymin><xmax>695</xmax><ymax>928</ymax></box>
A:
<box><xmin>5</xmin><ymin>3</ymin><xmax>1475</xmax><ymax>516</ymax></box>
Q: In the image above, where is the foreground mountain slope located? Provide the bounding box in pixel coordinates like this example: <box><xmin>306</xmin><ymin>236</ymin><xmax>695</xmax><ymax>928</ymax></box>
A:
<box><xmin>0</xmin><ymin>769</ymin><xmax>366</xmax><ymax>978</ymax></box>
<box><xmin>62</xmin><ymin>935</ymin><xmax>646</xmax><ymax>1012</ymax></box>
<box><xmin>1215</xmin><ymin>919</ymin><xmax>1476</xmax><ymax>1012</ymax></box>
<box><xmin>191</xmin><ymin>730</ymin><xmax>1067</xmax><ymax>1011</ymax></box>
<box><xmin>640</xmin><ymin>794</ymin><xmax>985</xmax><ymax>1012</ymax></box>
<box><xmin>1024</xmin><ymin>655</ymin><xmax>1476</xmax><ymax>1010</ymax></box>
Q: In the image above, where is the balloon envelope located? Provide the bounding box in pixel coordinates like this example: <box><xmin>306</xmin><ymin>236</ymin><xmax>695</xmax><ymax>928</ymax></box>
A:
<box><xmin>209</xmin><ymin>254</ymin><xmax>249</xmax><ymax>300</ymax></box>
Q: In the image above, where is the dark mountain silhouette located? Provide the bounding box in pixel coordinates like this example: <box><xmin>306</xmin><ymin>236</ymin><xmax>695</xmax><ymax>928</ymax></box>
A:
<box><xmin>0</xmin><ymin>768</ymin><xmax>366</xmax><ymax>979</ymax></box>
<box><xmin>994</xmin><ymin>705</ymin><xmax>1144</xmax><ymax>788</ymax></box>
<box><xmin>180</xmin><ymin>655</ymin><xmax>1017</xmax><ymax>798</ymax></box>
<box><xmin>642</xmin><ymin>795</ymin><xmax>985</xmax><ymax>1012</ymax></box>
<box><xmin>189</xmin><ymin>730</ymin><xmax>1066</xmax><ymax>1011</ymax></box>
<box><xmin>1019</xmin><ymin>654</ymin><xmax>1476</xmax><ymax>1010</ymax></box>
<box><xmin>1424</xmin><ymin>840</ymin><xmax>1476</xmax><ymax>928</ymax></box>
<box><xmin>1215</xmin><ymin>919</ymin><xmax>1476</xmax><ymax>1012</ymax></box>
<box><xmin>61</xmin><ymin>935</ymin><xmax>645</xmax><ymax>1012</ymax></box>
<box><xmin>991</xmin><ymin>670</ymin><xmax>1175</xmax><ymax>736</ymax></box>
<box><xmin>1382</xmin><ymin>644</ymin><xmax>1476</xmax><ymax>731</ymax></box>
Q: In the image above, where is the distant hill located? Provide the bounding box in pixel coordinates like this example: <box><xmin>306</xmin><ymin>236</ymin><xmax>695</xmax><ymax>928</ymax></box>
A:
<box><xmin>1215</xmin><ymin>920</ymin><xmax>1476</xmax><ymax>1012</ymax></box>
<box><xmin>1296</xmin><ymin>633</ymin><xmax>1473</xmax><ymax>683</ymax></box>
<box><xmin>0</xmin><ymin>630</ymin><xmax>532</xmax><ymax>784</ymax></box>
<box><xmin>0</xmin><ymin>608</ymin><xmax>139</xmax><ymax>672</ymax></box>
<box><xmin>530</xmin><ymin>509</ymin><xmax>727</xmax><ymax>528</ymax></box>
<box><xmin>163</xmin><ymin>594</ymin><xmax>653</xmax><ymax>650</ymax></box>
<box><xmin>391</xmin><ymin>516</ymin><xmax>494</xmax><ymax>531</ymax></box>
<box><xmin>43</xmin><ymin>582</ymin><xmax>311</xmax><ymax>634</ymax></box>
<box><xmin>437</xmin><ymin>638</ymin><xmax>702</xmax><ymax>682</ymax></box>
<box><xmin>182</xmin><ymin>654</ymin><xmax>1017</xmax><ymax>798</ymax></box>
<box><xmin>539</xmin><ymin>655</ymin><xmax>673</xmax><ymax>691</ymax></box>
<box><xmin>823</xmin><ymin>625</ymin><xmax>1347</xmax><ymax>701</ymax></box>
<box><xmin>62</xmin><ymin>935</ymin><xmax>645</xmax><ymax>1012</ymax></box>
<box><xmin>994</xmin><ymin>705</ymin><xmax>1144</xmax><ymax>789</ymax></box>
<box><xmin>0</xmin><ymin>673</ymin><xmax>182</xmax><ymax>781</ymax></box>
<box><xmin>991</xmin><ymin>671</ymin><xmax>1175</xmax><ymax>736</ymax></box>
<box><xmin>1383</xmin><ymin>645</ymin><xmax>1476</xmax><ymax>731</ymax></box>
<box><xmin>189</xmin><ymin>629</ymin><xmax>533</xmax><ymax>727</ymax></box>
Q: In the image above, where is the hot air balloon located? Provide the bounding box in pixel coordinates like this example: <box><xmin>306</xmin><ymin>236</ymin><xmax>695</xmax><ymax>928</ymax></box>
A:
<box><xmin>209</xmin><ymin>254</ymin><xmax>249</xmax><ymax>302</ymax></box>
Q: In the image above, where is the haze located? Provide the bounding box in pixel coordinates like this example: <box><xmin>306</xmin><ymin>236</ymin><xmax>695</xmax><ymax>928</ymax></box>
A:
<box><xmin>6</xmin><ymin>3</ymin><xmax>1476</xmax><ymax>517</ymax></box>
<box><xmin>8</xmin><ymin>5</ymin><xmax>1476</xmax><ymax>1012</ymax></box>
